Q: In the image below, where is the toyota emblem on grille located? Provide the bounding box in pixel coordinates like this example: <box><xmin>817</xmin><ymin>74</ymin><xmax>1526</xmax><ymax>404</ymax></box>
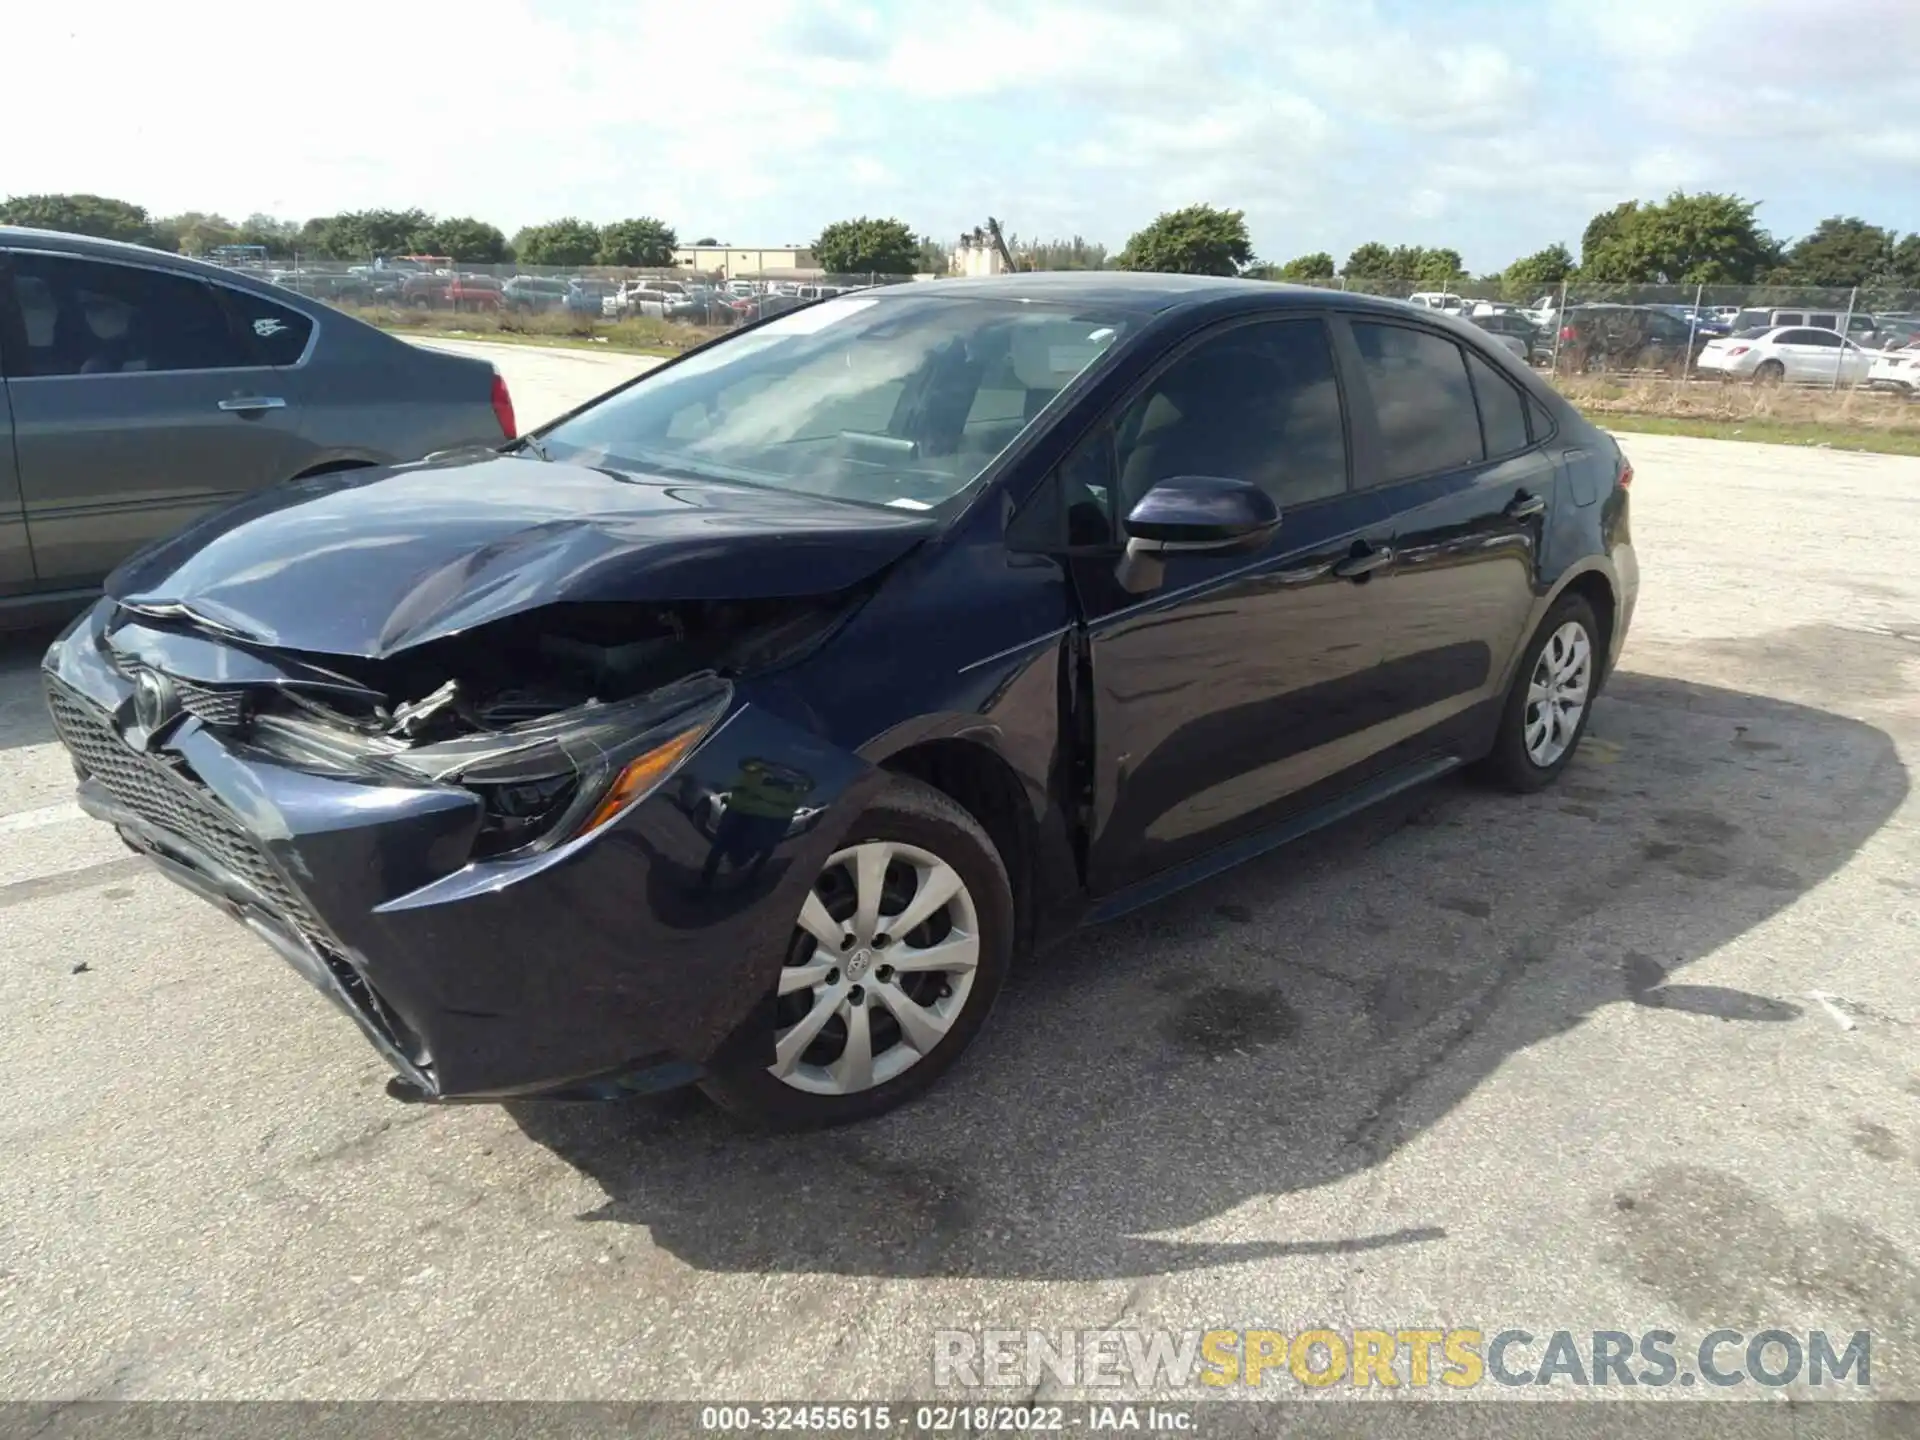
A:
<box><xmin>130</xmin><ymin>670</ymin><xmax>181</xmax><ymax>747</ymax></box>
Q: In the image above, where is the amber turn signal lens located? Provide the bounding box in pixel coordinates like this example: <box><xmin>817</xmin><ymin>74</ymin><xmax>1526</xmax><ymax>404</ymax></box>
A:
<box><xmin>577</xmin><ymin>725</ymin><xmax>707</xmax><ymax>837</ymax></box>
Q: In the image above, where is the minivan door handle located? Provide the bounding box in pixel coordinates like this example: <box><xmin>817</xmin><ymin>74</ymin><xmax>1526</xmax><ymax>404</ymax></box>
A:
<box><xmin>1331</xmin><ymin>543</ymin><xmax>1394</xmax><ymax>581</ymax></box>
<box><xmin>1504</xmin><ymin>489</ymin><xmax>1547</xmax><ymax>520</ymax></box>
<box><xmin>218</xmin><ymin>396</ymin><xmax>286</xmax><ymax>414</ymax></box>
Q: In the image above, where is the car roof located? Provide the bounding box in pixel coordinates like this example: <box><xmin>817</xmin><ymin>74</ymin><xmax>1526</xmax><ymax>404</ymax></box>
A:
<box><xmin>873</xmin><ymin>271</ymin><xmax>1458</xmax><ymax>321</ymax></box>
<box><xmin>0</xmin><ymin>225</ymin><xmax>260</xmax><ymax>281</ymax></box>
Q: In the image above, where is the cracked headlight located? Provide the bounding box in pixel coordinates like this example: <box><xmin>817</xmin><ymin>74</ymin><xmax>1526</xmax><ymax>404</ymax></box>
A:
<box><xmin>385</xmin><ymin>674</ymin><xmax>730</xmax><ymax>858</ymax></box>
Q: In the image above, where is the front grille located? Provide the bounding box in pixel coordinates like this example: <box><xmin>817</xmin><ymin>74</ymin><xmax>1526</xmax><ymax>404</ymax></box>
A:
<box><xmin>119</xmin><ymin>662</ymin><xmax>248</xmax><ymax>729</ymax></box>
<box><xmin>46</xmin><ymin>681</ymin><xmax>326</xmax><ymax>944</ymax></box>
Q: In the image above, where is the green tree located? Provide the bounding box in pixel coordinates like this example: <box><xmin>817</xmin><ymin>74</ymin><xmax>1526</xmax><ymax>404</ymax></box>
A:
<box><xmin>1343</xmin><ymin>242</ymin><xmax>1396</xmax><ymax>280</ymax></box>
<box><xmin>1021</xmin><ymin>235</ymin><xmax>1109</xmax><ymax>271</ymax></box>
<box><xmin>596</xmin><ymin>216</ymin><xmax>678</xmax><ymax>267</ymax></box>
<box><xmin>0</xmin><ymin>193</ymin><xmax>153</xmax><ymax>245</ymax></box>
<box><xmin>1502</xmin><ymin>242</ymin><xmax>1575</xmax><ymax>296</ymax></box>
<box><xmin>1889</xmin><ymin>233</ymin><xmax>1920</xmax><ymax>288</ymax></box>
<box><xmin>1580</xmin><ymin>201</ymin><xmax>1637</xmax><ymax>273</ymax></box>
<box><xmin>813</xmin><ymin>217</ymin><xmax>920</xmax><ymax>275</ymax></box>
<box><xmin>1779</xmin><ymin>216</ymin><xmax>1895</xmax><ymax>288</ymax></box>
<box><xmin>1116</xmin><ymin>205</ymin><xmax>1251</xmax><ymax>275</ymax></box>
<box><xmin>299</xmin><ymin>208</ymin><xmax>435</xmax><ymax>259</ymax></box>
<box><xmin>1579</xmin><ymin>192</ymin><xmax>1777</xmax><ymax>284</ymax></box>
<box><xmin>915</xmin><ymin>234</ymin><xmax>951</xmax><ymax>273</ymax></box>
<box><xmin>234</xmin><ymin>214</ymin><xmax>299</xmax><ymax>257</ymax></box>
<box><xmin>422</xmin><ymin>216</ymin><xmax>511</xmax><ymax>264</ymax></box>
<box><xmin>156</xmin><ymin>212</ymin><xmax>238</xmax><ymax>255</ymax></box>
<box><xmin>512</xmin><ymin>218</ymin><xmax>602</xmax><ymax>268</ymax></box>
<box><xmin>1276</xmin><ymin>251</ymin><xmax>1336</xmax><ymax>282</ymax></box>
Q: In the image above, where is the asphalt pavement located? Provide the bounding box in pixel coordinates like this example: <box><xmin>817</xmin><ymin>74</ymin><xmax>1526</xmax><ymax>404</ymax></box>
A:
<box><xmin>1</xmin><ymin>340</ymin><xmax>1917</xmax><ymax>1407</ymax></box>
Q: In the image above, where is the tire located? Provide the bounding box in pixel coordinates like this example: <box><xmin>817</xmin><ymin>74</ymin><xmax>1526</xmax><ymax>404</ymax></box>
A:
<box><xmin>699</xmin><ymin>776</ymin><xmax>1013</xmax><ymax>1129</ymax></box>
<box><xmin>1476</xmin><ymin>592</ymin><xmax>1602</xmax><ymax>794</ymax></box>
<box><xmin>1752</xmin><ymin>360</ymin><xmax>1785</xmax><ymax>387</ymax></box>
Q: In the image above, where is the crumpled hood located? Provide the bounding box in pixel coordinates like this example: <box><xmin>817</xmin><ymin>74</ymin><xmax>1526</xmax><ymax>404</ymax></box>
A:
<box><xmin>106</xmin><ymin>452</ymin><xmax>937</xmax><ymax>658</ymax></box>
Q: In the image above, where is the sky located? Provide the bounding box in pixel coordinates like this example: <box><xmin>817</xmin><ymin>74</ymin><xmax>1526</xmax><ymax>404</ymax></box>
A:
<box><xmin>6</xmin><ymin>0</ymin><xmax>1918</xmax><ymax>271</ymax></box>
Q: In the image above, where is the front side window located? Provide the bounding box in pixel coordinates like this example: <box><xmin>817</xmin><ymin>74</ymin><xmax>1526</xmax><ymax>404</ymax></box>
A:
<box><xmin>543</xmin><ymin>295</ymin><xmax>1129</xmax><ymax>512</ymax></box>
<box><xmin>1112</xmin><ymin>317</ymin><xmax>1348</xmax><ymax>518</ymax></box>
<box><xmin>6</xmin><ymin>253</ymin><xmax>252</xmax><ymax>377</ymax></box>
<box><xmin>1351</xmin><ymin>321</ymin><xmax>1484</xmax><ymax>481</ymax></box>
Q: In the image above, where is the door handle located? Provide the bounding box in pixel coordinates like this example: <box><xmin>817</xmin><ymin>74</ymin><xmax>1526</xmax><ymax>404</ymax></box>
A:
<box><xmin>1331</xmin><ymin>544</ymin><xmax>1394</xmax><ymax>581</ymax></box>
<box><xmin>1504</xmin><ymin>489</ymin><xmax>1547</xmax><ymax>520</ymax></box>
<box><xmin>218</xmin><ymin>396</ymin><xmax>286</xmax><ymax>413</ymax></box>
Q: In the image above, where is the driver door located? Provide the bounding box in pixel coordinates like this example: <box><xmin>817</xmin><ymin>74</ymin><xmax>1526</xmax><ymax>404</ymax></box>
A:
<box><xmin>1066</xmin><ymin>315</ymin><xmax>1400</xmax><ymax>896</ymax></box>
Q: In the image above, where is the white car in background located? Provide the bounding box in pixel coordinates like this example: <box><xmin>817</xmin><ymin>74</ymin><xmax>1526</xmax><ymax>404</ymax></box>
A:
<box><xmin>1869</xmin><ymin>347</ymin><xmax>1920</xmax><ymax>396</ymax></box>
<box><xmin>1696</xmin><ymin>326</ymin><xmax>1874</xmax><ymax>387</ymax></box>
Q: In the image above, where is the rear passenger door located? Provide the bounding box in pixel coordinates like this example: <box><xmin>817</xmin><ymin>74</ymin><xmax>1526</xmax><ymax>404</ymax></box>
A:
<box><xmin>0</xmin><ymin>250</ymin><xmax>315</xmax><ymax>590</ymax></box>
<box><xmin>1338</xmin><ymin>318</ymin><xmax>1552</xmax><ymax>744</ymax></box>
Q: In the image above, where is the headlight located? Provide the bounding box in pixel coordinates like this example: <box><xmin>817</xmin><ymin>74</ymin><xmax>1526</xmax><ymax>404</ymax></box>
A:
<box><xmin>385</xmin><ymin>674</ymin><xmax>730</xmax><ymax>859</ymax></box>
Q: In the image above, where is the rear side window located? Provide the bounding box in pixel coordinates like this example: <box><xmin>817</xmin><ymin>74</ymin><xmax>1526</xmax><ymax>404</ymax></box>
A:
<box><xmin>1464</xmin><ymin>349</ymin><xmax>1530</xmax><ymax>458</ymax></box>
<box><xmin>6</xmin><ymin>252</ymin><xmax>251</xmax><ymax>376</ymax></box>
<box><xmin>1351</xmin><ymin>321</ymin><xmax>1483</xmax><ymax>481</ymax></box>
<box><xmin>1796</xmin><ymin>329</ymin><xmax>1842</xmax><ymax>348</ymax></box>
<box><xmin>226</xmin><ymin>291</ymin><xmax>313</xmax><ymax>365</ymax></box>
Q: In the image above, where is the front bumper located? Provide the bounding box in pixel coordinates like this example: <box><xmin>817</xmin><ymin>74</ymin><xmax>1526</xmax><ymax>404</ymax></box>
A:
<box><xmin>43</xmin><ymin>602</ymin><xmax>880</xmax><ymax>1100</ymax></box>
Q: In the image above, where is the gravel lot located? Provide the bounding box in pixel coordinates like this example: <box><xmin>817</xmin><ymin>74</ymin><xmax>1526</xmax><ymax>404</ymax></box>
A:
<box><xmin>2</xmin><ymin>339</ymin><xmax>1917</xmax><ymax>1407</ymax></box>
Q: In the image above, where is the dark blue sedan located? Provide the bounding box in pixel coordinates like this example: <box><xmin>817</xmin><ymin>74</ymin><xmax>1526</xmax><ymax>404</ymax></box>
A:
<box><xmin>43</xmin><ymin>273</ymin><xmax>1637</xmax><ymax>1128</ymax></box>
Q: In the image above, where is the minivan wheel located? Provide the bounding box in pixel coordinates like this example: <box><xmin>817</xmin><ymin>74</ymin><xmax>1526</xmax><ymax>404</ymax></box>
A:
<box><xmin>1752</xmin><ymin>360</ymin><xmax>1785</xmax><ymax>387</ymax></box>
<box><xmin>700</xmin><ymin>777</ymin><xmax>1012</xmax><ymax>1129</ymax></box>
<box><xmin>1477</xmin><ymin>593</ymin><xmax>1601</xmax><ymax>794</ymax></box>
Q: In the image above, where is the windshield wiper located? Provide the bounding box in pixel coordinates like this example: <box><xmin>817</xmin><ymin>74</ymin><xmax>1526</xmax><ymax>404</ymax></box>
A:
<box><xmin>516</xmin><ymin>435</ymin><xmax>555</xmax><ymax>462</ymax></box>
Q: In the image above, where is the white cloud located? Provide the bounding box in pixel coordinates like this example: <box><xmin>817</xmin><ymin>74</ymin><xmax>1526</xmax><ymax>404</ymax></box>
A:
<box><xmin>3</xmin><ymin>0</ymin><xmax>1914</xmax><ymax>271</ymax></box>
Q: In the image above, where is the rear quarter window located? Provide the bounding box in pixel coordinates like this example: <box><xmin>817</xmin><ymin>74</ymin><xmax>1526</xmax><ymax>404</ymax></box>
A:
<box><xmin>228</xmin><ymin>292</ymin><xmax>314</xmax><ymax>365</ymax></box>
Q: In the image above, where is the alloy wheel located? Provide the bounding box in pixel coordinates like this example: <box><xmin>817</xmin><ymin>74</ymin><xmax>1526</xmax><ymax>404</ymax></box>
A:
<box><xmin>1524</xmin><ymin>621</ymin><xmax>1592</xmax><ymax>768</ymax></box>
<box><xmin>770</xmin><ymin>841</ymin><xmax>980</xmax><ymax>1096</ymax></box>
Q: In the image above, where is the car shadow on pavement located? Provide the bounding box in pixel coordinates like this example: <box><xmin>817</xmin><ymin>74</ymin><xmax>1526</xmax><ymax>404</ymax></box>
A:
<box><xmin>507</xmin><ymin>662</ymin><xmax>1908</xmax><ymax>1282</ymax></box>
<box><xmin>0</xmin><ymin>625</ymin><xmax>62</xmax><ymax>752</ymax></box>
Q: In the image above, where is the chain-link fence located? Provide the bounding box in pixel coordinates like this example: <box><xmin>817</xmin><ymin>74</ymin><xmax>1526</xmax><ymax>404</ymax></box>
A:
<box><xmin>213</xmin><ymin>252</ymin><xmax>1920</xmax><ymax>383</ymax></box>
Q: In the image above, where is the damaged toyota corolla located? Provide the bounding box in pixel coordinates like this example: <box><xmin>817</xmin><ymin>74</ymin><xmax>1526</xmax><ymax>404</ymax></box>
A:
<box><xmin>44</xmin><ymin>274</ymin><xmax>1636</xmax><ymax>1128</ymax></box>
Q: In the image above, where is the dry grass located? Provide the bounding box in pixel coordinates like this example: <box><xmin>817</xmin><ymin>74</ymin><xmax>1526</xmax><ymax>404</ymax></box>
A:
<box><xmin>334</xmin><ymin>303</ymin><xmax>724</xmax><ymax>355</ymax></box>
<box><xmin>1552</xmin><ymin>373</ymin><xmax>1919</xmax><ymax>430</ymax></box>
<box><xmin>1551</xmin><ymin>373</ymin><xmax>1920</xmax><ymax>455</ymax></box>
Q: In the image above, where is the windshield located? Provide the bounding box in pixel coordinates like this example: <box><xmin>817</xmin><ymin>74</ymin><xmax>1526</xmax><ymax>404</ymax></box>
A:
<box><xmin>541</xmin><ymin>294</ymin><xmax>1129</xmax><ymax>512</ymax></box>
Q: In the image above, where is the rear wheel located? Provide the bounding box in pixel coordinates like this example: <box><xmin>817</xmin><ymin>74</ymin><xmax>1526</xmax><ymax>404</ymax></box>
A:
<box><xmin>1752</xmin><ymin>359</ymin><xmax>1785</xmax><ymax>387</ymax></box>
<box><xmin>700</xmin><ymin>777</ymin><xmax>1012</xmax><ymax>1129</ymax></box>
<box><xmin>1477</xmin><ymin>593</ymin><xmax>1601</xmax><ymax>793</ymax></box>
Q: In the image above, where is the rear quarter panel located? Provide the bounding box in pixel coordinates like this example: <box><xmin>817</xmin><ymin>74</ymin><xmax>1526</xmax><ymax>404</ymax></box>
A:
<box><xmin>297</xmin><ymin>316</ymin><xmax>502</xmax><ymax>465</ymax></box>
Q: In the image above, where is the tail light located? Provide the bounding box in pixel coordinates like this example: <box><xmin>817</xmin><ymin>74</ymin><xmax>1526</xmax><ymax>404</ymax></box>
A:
<box><xmin>1725</xmin><ymin>345</ymin><xmax>1750</xmax><ymax>356</ymax></box>
<box><xmin>1559</xmin><ymin>325</ymin><xmax>1576</xmax><ymax>342</ymax></box>
<box><xmin>1617</xmin><ymin>455</ymin><xmax>1634</xmax><ymax>489</ymax></box>
<box><xmin>490</xmin><ymin>371</ymin><xmax>517</xmax><ymax>439</ymax></box>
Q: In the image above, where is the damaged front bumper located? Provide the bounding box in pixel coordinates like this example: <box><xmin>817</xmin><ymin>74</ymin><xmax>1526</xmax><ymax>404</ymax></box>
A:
<box><xmin>43</xmin><ymin>601</ymin><xmax>880</xmax><ymax>1100</ymax></box>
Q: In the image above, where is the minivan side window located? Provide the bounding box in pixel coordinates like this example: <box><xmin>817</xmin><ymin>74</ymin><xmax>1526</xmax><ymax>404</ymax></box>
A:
<box><xmin>1113</xmin><ymin>317</ymin><xmax>1348</xmax><ymax>518</ymax></box>
<box><xmin>1350</xmin><ymin>321</ymin><xmax>1483</xmax><ymax>481</ymax></box>
<box><xmin>6</xmin><ymin>253</ymin><xmax>252</xmax><ymax>377</ymax></box>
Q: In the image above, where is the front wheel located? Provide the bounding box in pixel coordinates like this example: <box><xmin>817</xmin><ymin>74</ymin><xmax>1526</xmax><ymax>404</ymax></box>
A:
<box><xmin>1477</xmin><ymin>593</ymin><xmax>1601</xmax><ymax>793</ymax></box>
<box><xmin>700</xmin><ymin>777</ymin><xmax>1012</xmax><ymax>1129</ymax></box>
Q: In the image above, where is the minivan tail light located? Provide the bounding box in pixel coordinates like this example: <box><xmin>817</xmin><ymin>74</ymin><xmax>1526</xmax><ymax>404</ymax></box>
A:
<box><xmin>490</xmin><ymin>372</ymin><xmax>517</xmax><ymax>439</ymax></box>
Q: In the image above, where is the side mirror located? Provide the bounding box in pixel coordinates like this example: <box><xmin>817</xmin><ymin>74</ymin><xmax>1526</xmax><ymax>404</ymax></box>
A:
<box><xmin>1118</xmin><ymin>476</ymin><xmax>1279</xmax><ymax>594</ymax></box>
